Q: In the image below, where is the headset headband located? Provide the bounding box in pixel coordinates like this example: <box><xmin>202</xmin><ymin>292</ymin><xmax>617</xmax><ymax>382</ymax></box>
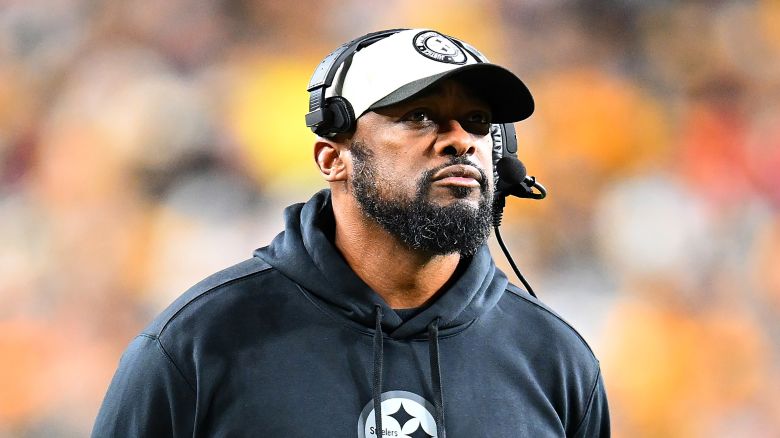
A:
<box><xmin>305</xmin><ymin>29</ymin><xmax>406</xmax><ymax>131</ymax></box>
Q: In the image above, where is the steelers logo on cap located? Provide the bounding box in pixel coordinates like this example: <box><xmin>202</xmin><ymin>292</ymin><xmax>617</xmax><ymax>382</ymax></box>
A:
<box><xmin>413</xmin><ymin>31</ymin><xmax>467</xmax><ymax>64</ymax></box>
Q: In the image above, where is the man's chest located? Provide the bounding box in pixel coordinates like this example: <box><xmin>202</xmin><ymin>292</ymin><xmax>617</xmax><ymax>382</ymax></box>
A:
<box><xmin>191</xmin><ymin>343</ymin><xmax>566</xmax><ymax>437</ymax></box>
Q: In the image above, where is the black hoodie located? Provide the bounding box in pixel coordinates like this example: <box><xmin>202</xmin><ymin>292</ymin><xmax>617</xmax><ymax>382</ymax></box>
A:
<box><xmin>92</xmin><ymin>190</ymin><xmax>609</xmax><ymax>437</ymax></box>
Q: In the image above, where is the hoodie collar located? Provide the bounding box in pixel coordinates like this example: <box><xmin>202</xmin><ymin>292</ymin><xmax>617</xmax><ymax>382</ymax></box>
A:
<box><xmin>254</xmin><ymin>189</ymin><xmax>508</xmax><ymax>339</ymax></box>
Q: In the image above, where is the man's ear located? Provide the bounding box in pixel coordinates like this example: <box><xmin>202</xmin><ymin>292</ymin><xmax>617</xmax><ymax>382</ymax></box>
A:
<box><xmin>314</xmin><ymin>138</ymin><xmax>349</xmax><ymax>182</ymax></box>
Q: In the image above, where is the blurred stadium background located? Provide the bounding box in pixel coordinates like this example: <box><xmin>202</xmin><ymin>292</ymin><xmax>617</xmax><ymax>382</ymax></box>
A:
<box><xmin>1</xmin><ymin>0</ymin><xmax>779</xmax><ymax>436</ymax></box>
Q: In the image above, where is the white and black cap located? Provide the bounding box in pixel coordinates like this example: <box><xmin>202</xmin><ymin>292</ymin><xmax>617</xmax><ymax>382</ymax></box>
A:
<box><xmin>327</xmin><ymin>29</ymin><xmax>534</xmax><ymax>123</ymax></box>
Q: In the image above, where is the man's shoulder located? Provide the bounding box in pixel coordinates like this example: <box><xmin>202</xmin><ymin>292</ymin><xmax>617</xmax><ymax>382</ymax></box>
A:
<box><xmin>141</xmin><ymin>257</ymin><xmax>278</xmax><ymax>338</ymax></box>
<box><xmin>499</xmin><ymin>283</ymin><xmax>600</xmax><ymax>365</ymax></box>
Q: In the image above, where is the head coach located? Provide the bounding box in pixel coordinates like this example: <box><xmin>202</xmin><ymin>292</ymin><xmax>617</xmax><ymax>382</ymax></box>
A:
<box><xmin>92</xmin><ymin>28</ymin><xmax>609</xmax><ymax>437</ymax></box>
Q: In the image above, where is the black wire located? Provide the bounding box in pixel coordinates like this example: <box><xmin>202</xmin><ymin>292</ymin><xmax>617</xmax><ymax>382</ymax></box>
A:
<box><xmin>372</xmin><ymin>306</ymin><xmax>384</xmax><ymax>436</ymax></box>
<box><xmin>494</xmin><ymin>226</ymin><xmax>537</xmax><ymax>298</ymax></box>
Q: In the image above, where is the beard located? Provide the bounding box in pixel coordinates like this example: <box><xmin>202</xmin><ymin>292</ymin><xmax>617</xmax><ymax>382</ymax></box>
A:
<box><xmin>349</xmin><ymin>140</ymin><xmax>494</xmax><ymax>256</ymax></box>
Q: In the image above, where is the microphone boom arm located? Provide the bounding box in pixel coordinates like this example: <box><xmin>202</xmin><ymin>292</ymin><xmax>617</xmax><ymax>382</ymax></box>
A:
<box><xmin>509</xmin><ymin>176</ymin><xmax>547</xmax><ymax>200</ymax></box>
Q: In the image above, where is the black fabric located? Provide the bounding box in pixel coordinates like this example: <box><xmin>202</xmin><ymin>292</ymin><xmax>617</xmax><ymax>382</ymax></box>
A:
<box><xmin>92</xmin><ymin>189</ymin><xmax>610</xmax><ymax>437</ymax></box>
<box><xmin>394</xmin><ymin>307</ymin><xmax>422</xmax><ymax>322</ymax></box>
<box><xmin>428</xmin><ymin>318</ymin><xmax>446</xmax><ymax>438</ymax></box>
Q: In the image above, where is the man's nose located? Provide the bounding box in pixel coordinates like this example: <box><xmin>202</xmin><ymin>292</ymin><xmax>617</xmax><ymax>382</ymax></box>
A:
<box><xmin>434</xmin><ymin>119</ymin><xmax>477</xmax><ymax>157</ymax></box>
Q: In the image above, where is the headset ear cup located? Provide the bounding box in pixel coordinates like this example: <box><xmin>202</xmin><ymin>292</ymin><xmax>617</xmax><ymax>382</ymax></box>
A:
<box><xmin>491</xmin><ymin>124</ymin><xmax>503</xmax><ymax>188</ymax></box>
<box><xmin>502</xmin><ymin>122</ymin><xmax>518</xmax><ymax>156</ymax></box>
<box><xmin>491</xmin><ymin>123</ymin><xmax>518</xmax><ymax>185</ymax></box>
<box><xmin>317</xmin><ymin>96</ymin><xmax>356</xmax><ymax>136</ymax></box>
<box><xmin>491</xmin><ymin>122</ymin><xmax>521</xmax><ymax>225</ymax></box>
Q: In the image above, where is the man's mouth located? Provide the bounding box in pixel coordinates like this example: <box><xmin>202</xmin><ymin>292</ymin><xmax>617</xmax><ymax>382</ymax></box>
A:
<box><xmin>431</xmin><ymin>164</ymin><xmax>482</xmax><ymax>188</ymax></box>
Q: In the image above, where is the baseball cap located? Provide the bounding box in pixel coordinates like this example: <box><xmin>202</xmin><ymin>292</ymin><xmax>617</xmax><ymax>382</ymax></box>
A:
<box><xmin>327</xmin><ymin>29</ymin><xmax>534</xmax><ymax>123</ymax></box>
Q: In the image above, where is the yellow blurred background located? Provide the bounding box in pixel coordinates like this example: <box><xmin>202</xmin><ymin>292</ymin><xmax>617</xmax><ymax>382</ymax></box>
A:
<box><xmin>1</xmin><ymin>0</ymin><xmax>779</xmax><ymax>436</ymax></box>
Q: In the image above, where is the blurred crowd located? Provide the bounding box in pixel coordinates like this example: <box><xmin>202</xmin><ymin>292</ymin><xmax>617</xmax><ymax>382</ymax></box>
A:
<box><xmin>1</xmin><ymin>0</ymin><xmax>779</xmax><ymax>436</ymax></box>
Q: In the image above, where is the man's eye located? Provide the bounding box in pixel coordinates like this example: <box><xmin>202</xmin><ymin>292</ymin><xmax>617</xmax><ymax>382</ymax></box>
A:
<box><xmin>463</xmin><ymin>111</ymin><xmax>492</xmax><ymax>135</ymax></box>
<box><xmin>467</xmin><ymin>112</ymin><xmax>491</xmax><ymax>124</ymax></box>
<box><xmin>405</xmin><ymin>109</ymin><xmax>432</xmax><ymax>122</ymax></box>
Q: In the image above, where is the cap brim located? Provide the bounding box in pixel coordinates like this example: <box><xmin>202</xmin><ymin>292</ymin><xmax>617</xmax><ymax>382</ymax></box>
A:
<box><xmin>368</xmin><ymin>63</ymin><xmax>534</xmax><ymax>123</ymax></box>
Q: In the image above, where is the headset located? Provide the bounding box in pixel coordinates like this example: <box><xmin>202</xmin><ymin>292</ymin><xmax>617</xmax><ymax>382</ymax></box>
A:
<box><xmin>305</xmin><ymin>29</ymin><xmax>546</xmax><ymax>297</ymax></box>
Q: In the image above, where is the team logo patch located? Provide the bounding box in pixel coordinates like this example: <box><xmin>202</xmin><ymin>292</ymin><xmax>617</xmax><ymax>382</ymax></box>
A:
<box><xmin>357</xmin><ymin>390</ymin><xmax>438</xmax><ymax>437</ymax></box>
<box><xmin>413</xmin><ymin>31</ymin><xmax>467</xmax><ymax>64</ymax></box>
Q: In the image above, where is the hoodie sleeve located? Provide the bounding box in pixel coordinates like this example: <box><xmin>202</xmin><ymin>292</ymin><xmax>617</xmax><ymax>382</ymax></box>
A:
<box><xmin>572</xmin><ymin>369</ymin><xmax>610</xmax><ymax>438</ymax></box>
<box><xmin>91</xmin><ymin>334</ymin><xmax>196</xmax><ymax>438</ymax></box>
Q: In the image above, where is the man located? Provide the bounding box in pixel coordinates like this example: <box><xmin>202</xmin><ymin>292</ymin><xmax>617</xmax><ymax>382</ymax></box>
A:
<box><xmin>93</xmin><ymin>29</ymin><xmax>609</xmax><ymax>437</ymax></box>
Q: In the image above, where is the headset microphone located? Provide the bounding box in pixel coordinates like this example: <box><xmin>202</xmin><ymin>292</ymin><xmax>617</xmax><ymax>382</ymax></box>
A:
<box><xmin>493</xmin><ymin>156</ymin><xmax>547</xmax><ymax>298</ymax></box>
<box><xmin>495</xmin><ymin>157</ymin><xmax>547</xmax><ymax>201</ymax></box>
<box><xmin>493</xmin><ymin>157</ymin><xmax>547</xmax><ymax>229</ymax></box>
<box><xmin>496</xmin><ymin>157</ymin><xmax>526</xmax><ymax>198</ymax></box>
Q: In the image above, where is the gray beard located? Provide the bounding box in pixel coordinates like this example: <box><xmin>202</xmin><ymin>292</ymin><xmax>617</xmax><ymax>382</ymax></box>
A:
<box><xmin>349</xmin><ymin>140</ymin><xmax>493</xmax><ymax>256</ymax></box>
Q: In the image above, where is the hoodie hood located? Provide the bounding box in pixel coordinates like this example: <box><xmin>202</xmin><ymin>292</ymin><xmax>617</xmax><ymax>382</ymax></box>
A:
<box><xmin>254</xmin><ymin>189</ymin><xmax>508</xmax><ymax>339</ymax></box>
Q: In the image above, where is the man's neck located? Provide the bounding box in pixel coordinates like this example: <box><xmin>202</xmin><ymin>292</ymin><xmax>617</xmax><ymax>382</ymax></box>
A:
<box><xmin>332</xmin><ymin>202</ymin><xmax>462</xmax><ymax>309</ymax></box>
